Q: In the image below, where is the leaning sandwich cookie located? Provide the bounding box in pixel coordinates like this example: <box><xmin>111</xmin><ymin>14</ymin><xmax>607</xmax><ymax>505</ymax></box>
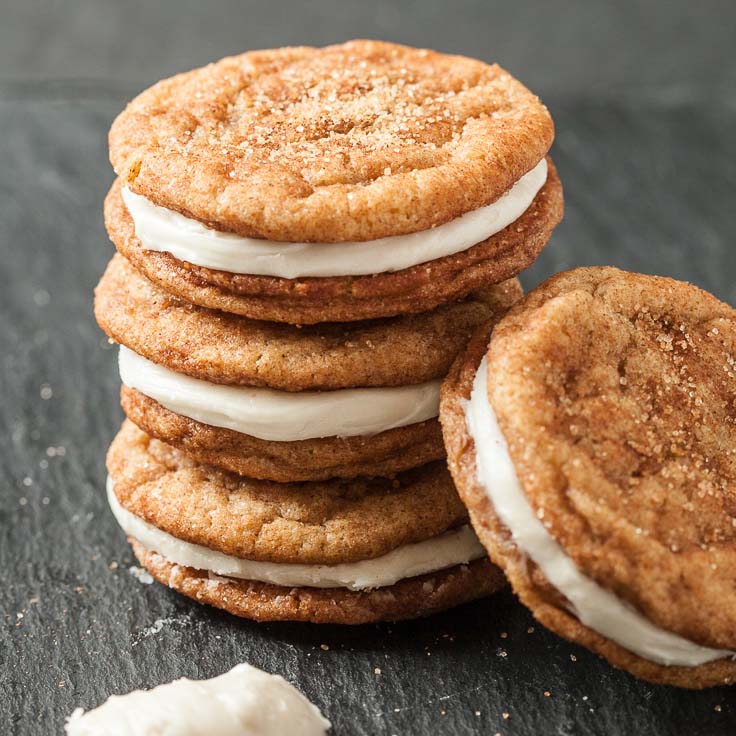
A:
<box><xmin>107</xmin><ymin>422</ymin><xmax>505</xmax><ymax>624</ymax></box>
<box><xmin>441</xmin><ymin>267</ymin><xmax>736</xmax><ymax>688</ymax></box>
<box><xmin>95</xmin><ymin>255</ymin><xmax>522</xmax><ymax>482</ymax></box>
<box><xmin>106</xmin><ymin>40</ymin><xmax>562</xmax><ymax>324</ymax></box>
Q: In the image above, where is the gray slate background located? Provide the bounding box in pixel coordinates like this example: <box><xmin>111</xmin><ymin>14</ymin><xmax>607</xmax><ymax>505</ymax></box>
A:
<box><xmin>2</xmin><ymin>1</ymin><xmax>736</xmax><ymax>734</ymax></box>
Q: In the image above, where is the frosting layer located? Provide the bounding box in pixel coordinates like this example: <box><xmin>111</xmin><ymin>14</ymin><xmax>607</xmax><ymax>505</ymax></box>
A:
<box><xmin>465</xmin><ymin>357</ymin><xmax>734</xmax><ymax>668</ymax></box>
<box><xmin>108</xmin><ymin>478</ymin><xmax>485</xmax><ymax>591</ymax></box>
<box><xmin>119</xmin><ymin>347</ymin><xmax>440</xmax><ymax>442</ymax></box>
<box><xmin>121</xmin><ymin>159</ymin><xmax>547</xmax><ymax>278</ymax></box>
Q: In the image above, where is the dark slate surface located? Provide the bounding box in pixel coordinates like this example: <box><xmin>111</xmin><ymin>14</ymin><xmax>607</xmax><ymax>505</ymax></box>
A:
<box><xmin>4</xmin><ymin>0</ymin><xmax>736</xmax><ymax>100</ymax></box>
<box><xmin>2</xmin><ymin>3</ymin><xmax>736</xmax><ymax>734</ymax></box>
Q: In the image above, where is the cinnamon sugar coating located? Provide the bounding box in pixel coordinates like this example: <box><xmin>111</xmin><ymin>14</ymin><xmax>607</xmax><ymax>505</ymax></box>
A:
<box><xmin>441</xmin><ymin>268</ymin><xmax>736</xmax><ymax>688</ymax></box>
<box><xmin>110</xmin><ymin>40</ymin><xmax>553</xmax><ymax>243</ymax></box>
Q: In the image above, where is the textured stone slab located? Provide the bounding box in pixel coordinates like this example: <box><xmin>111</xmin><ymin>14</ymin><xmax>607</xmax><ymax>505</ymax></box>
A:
<box><xmin>1</xmin><ymin>82</ymin><xmax>735</xmax><ymax>736</ymax></box>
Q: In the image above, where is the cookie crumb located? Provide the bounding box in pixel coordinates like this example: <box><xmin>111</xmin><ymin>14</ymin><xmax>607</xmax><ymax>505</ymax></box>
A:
<box><xmin>128</xmin><ymin>566</ymin><xmax>154</xmax><ymax>585</ymax></box>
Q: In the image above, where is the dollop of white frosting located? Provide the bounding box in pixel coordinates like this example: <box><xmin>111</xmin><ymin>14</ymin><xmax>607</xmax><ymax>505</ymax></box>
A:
<box><xmin>121</xmin><ymin>159</ymin><xmax>547</xmax><ymax>278</ymax></box>
<box><xmin>464</xmin><ymin>357</ymin><xmax>734</xmax><ymax>668</ymax></box>
<box><xmin>119</xmin><ymin>347</ymin><xmax>440</xmax><ymax>442</ymax></box>
<box><xmin>65</xmin><ymin>663</ymin><xmax>330</xmax><ymax>736</ymax></box>
<box><xmin>107</xmin><ymin>478</ymin><xmax>485</xmax><ymax>591</ymax></box>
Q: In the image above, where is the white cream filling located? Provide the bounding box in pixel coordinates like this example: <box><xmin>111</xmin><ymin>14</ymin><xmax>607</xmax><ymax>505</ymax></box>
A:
<box><xmin>121</xmin><ymin>159</ymin><xmax>547</xmax><ymax>278</ymax></box>
<box><xmin>107</xmin><ymin>478</ymin><xmax>485</xmax><ymax>591</ymax></box>
<box><xmin>465</xmin><ymin>356</ymin><xmax>734</xmax><ymax>668</ymax></box>
<box><xmin>65</xmin><ymin>663</ymin><xmax>330</xmax><ymax>736</ymax></box>
<box><xmin>119</xmin><ymin>346</ymin><xmax>440</xmax><ymax>442</ymax></box>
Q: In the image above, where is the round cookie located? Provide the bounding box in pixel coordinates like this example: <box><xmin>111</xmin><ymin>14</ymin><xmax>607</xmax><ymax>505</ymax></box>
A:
<box><xmin>441</xmin><ymin>267</ymin><xmax>736</xmax><ymax>688</ymax></box>
<box><xmin>108</xmin><ymin>422</ymin><xmax>505</xmax><ymax>624</ymax></box>
<box><xmin>110</xmin><ymin>40</ymin><xmax>554</xmax><ymax>243</ymax></box>
<box><xmin>95</xmin><ymin>254</ymin><xmax>522</xmax><ymax>390</ymax></box>
<box><xmin>96</xmin><ymin>256</ymin><xmax>521</xmax><ymax>481</ymax></box>
<box><xmin>108</xmin><ymin>421</ymin><xmax>465</xmax><ymax>562</ymax></box>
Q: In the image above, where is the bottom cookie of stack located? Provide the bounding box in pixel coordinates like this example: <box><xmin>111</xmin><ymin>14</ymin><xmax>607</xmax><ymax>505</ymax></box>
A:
<box><xmin>107</xmin><ymin>422</ymin><xmax>504</xmax><ymax>624</ymax></box>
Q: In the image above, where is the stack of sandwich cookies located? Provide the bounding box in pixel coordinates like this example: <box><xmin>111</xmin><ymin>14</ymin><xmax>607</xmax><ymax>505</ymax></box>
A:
<box><xmin>441</xmin><ymin>267</ymin><xmax>736</xmax><ymax>687</ymax></box>
<box><xmin>96</xmin><ymin>40</ymin><xmax>562</xmax><ymax>623</ymax></box>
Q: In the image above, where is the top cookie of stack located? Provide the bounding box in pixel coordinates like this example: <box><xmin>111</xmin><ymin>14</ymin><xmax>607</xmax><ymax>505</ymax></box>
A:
<box><xmin>105</xmin><ymin>40</ymin><xmax>562</xmax><ymax>324</ymax></box>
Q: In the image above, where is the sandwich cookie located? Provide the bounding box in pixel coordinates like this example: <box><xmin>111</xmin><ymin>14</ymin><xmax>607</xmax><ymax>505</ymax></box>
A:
<box><xmin>107</xmin><ymin>422</ymin><xmax>505</xmax><ymax>624</ymax></box>
<box><xmin>95</xmin><ymin>255</ymin><xmax>521</xmax><ymax>481</ymax></box>
<box><xmin>107</xmin><ymin>40</ymin><xmax>562</xmax><ymax>324</ymax></box>
<box><xmin>441</xmin><ymin>268</ymin><xmax>736</xmax><ymax>688</ymax></box>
